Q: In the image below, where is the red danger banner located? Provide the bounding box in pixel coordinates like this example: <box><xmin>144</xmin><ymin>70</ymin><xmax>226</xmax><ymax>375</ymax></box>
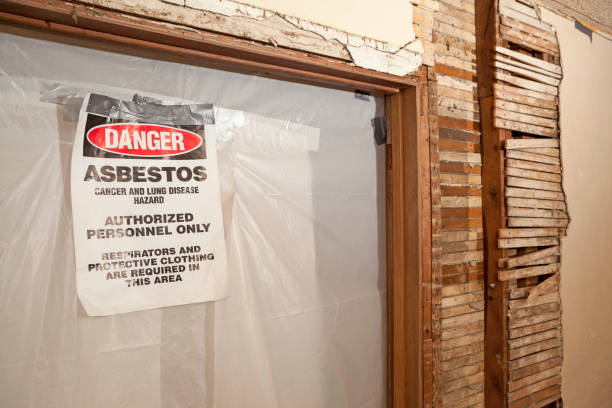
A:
<box><xmin>71</xmin><ymin>93</ymin><xmax>227</xmax><ymax>316</ymax></box>
<box><xmin>86</xmin><ymin>123</ymin><xmax>203</xmax><ymax>157</ymax></box>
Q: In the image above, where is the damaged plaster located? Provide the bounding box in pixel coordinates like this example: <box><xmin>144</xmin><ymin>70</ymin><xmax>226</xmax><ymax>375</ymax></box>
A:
<box><xmin>79</xmin><ymin>0</ymin><xmax>423</xmax><ymax>75</ymax></box>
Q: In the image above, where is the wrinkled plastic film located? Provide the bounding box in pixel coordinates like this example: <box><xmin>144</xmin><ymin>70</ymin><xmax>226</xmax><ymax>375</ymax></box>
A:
<box><xmin>84</xmin><ymin>93</ymin><xmax>215</xmax><ymax>125</ymax></box>
<box><xmin>0</xmin><ymin>27</ymin><xmax>386</xmax><ymax>408</ymax></box>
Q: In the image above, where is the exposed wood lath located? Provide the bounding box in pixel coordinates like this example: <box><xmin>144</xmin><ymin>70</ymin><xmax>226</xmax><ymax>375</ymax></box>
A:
<box><xmin>429</xmin><ymin>0</ymin><xmax>486</xmax><ymax>406</ymax></box>
<box><xmin>412</xmin><ymin>0</ymin><xmax>439</xmax><ymax>67</ymax></box>
<box><xmin>477</xmin><ymin>0</ymin><xmax>567</xmax><ymax>406</ymax></box>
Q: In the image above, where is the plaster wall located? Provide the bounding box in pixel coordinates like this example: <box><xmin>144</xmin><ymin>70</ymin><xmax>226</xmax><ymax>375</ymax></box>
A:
<box><xmin>217</xmin><ymin>0</ymin><xmax>415</xmax><ymax>46</ymax></box>
<box><xmin>541</xmin><ymin>9</ymin><xmax>612</xmax><ymax>408</ymax></box>
<box><xmin>76</xmin><ymin>0</ymin><xmax>433</xmax><ymax>75</ymax></box>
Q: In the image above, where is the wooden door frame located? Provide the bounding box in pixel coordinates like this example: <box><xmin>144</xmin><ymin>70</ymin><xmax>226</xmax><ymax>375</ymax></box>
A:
<box><xmin>386</xmin><ymin>78</ymin><xmax>433</xmax><ymax>408</ymax></box>
<box><xmin>0</xmin><ymin>2</ymin><xmax>433</xmax><ymax>406</ymax></box>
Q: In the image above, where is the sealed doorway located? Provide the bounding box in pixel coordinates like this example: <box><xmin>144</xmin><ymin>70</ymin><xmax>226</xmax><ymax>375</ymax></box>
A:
<box><xmin>0</xmin><ymin>26</ymin><xmax>388</xmax><ymax>407</ymax></box>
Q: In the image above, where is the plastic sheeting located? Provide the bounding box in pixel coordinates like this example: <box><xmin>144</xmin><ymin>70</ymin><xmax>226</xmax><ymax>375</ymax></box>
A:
<box><xmin>0</xmin><ymin>26</ymin><xmax>386</xmax><ymax>407</ymax></box>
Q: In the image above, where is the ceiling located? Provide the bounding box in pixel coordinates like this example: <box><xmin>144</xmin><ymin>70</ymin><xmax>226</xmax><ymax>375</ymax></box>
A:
<box><xmin>536</xmin><ymin>0</ymin><xmax>612</xmax><ymax>35</ymax></box>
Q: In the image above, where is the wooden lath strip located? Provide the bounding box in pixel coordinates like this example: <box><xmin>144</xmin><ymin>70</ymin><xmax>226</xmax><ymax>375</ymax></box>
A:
<box><xmin>520</xmin><ymin>147</ymin><xmax>560</xmax><ymax>156</ymax></box>
<box><xmin>498</xmin><ymin>5</ymin><xmax>553</xmax><ymax>33</ymax></box>
<box><xmin>496</xmin><ymin>71</ymin><xmax>558</xmax><ymax>96</ymax></box>
<box><xmin>440</xmin><ymin>340</ymin><xmax>484</xmax><ymax>362</ymax></box>
<box><xmin>506</xmin><ymin>176</ymin><xmax>562</xmax><ymax>192</ymax></box>
<box><xmin>441</xmin><ymin>370</ymin><xmax>484</xmax><ymax>395</ymax></box>
<box><xmin>521</xmin><ymin>260</ymin><xmax>557</xmax><ymax>273</ymax></box>
<box><xmin>500</xmin><ymin>26</ymin><xmax>559</xmax><ymax>56</ymax></box>
<box><xmin>521</xmin><ymin>255</ymin><xmax>560</xmax><ymax>267</ymax></box>
<box><xmin>506</xmin><ymin>150</ymin><xmax>560</xmax><ymax>165</ymax></box>
<box><xmin>509</xmin><ymin>355</ymin><xmax>561</xmax><ymax>381</ymax></box>
<box><xmin>507</xmin><ymin>207</ymin><xmax>567</xmax><ymax>219</ymax></box>
<box><xmin>440</xmin><ymin>351</ymin><xmax>485</xmax><ymax>373</ymax></box>
<box><xmin>439</xmin><ymin>95</ymin><xmax>480</xmax><ymax>114</ymax></box>
<box><xmin>506</xmin><ymin>197</ymin><xmax>566</xmax><ymax>210</ymax></box>
<box><xmin>494</xmin><ymin>60</ymin><xmax>560</xmax><ymax>86</ymax></box>
<box><xmin>509</xmin><ymin>319</ymin><xmax>560</xmax><ymax>340</ymax></box>
<box><xmin>496</xmin><ymin>99</ymin><xmax>557</xmax><ymax>120</ymax></box>
<box><xmin>498</xmin><ymin>237</ymin><xmax>559</xmax><ymax>248</ymax></box>
<box><xmin>509</xmin><ymin>311</ymin><xmax>561</xmax><ymax>330</ymax></box>
<box><xmin>527</xmin><ymin>274</ymin><xmax>560</xmax><ymax>302</ymax></box>
<box><xmin>505</xmin><ymin>138</ymin><xmax>559</xmax><ymax>149</ymax></box>
<box><xmin>441</xmin><ymin>331</ymin><xmax>484</xmax><ymax>350</ymax></box>
<box><xmin>441</xmin><ymin>321</ymin><xmax>485</xmax><ymax>342</ymax></box>
<box><xmin>498</xmin><ymin>228</ymin><xmax>564</xmax><ymax>238</ymax></box>
<box><xmin>505</xmin><ymin>186</ymin><xmax>564</xmax><ymax>201</ymax></box>
<box><xmin>505</xmin><ymin>167</ymin><xmax>561</xmax><ymax>183</ymax></box>
<box><xmin>494</xmin><ymin>82</ymin><xmax>557</xmax><ymax>102</ymax></box>
<box><xmin>498</xmin><ymin>246</ymin><xmax>560</xmax><ymax>268</ymax></box>
<box><xmin>509</xmin><ymin>292</ymin><xmax>560</xmax><ymax>310</ymax></box>
<box><xmin>495</xmin><ymin>46</ymin><xmax>561</xmax><ymax>75</ymax></box>
<box><xmin>510</xmin><ymin>303</ymin><xmax>561</xmax><ymax>321</ymax></box>
<box><xmin>499</xmin><ymin>0</ymin><xmax>540</xmax><ymax>19</ymax></box>
<box><xmin>442</xmin><ymin>282</ymin><xmax>485</xmax><ymax>299</ymax></box>
<box><xmin>508</xmin><ymin>375</ymin><xmax>561</xmax><ymax>403</ymax></box>
<box><xmin>507</xmin><ymin>217</ymin><xmax>569</xmax><ymax>228</ymax></box>
<box><xmin>507</xmin><ymin>278</ymin><xmax>536</xmax><ymax>294</ymax></box>
<box><xmin>509</xmin><ymin>386</ymin><xmax>561</xmax><ymax>408</ymax></box>
<box><xmin>442</xmin><ymin>292</ymin><xmax>485</xmax><ymax>309</ymax></box>
<box><xmin>508</xmin><ymin>347</ymin><xmax>561</xmax><ymax>371</ymax></box>
<box><xmin>442</xmin><ymin>302</ymin><xmax>486</xmax><ymax>319</ymax></box>
<box><xmin>508</xmin><ymin>366</ymin><xmax>561</xmax><ymax>393</ymax></box>
<box><xmin>495</xmin><ymin>118</ymin><xmax>558</xmax><ymax>137</ymax></box>
<box><xmin>508</xmin><ymin>328</ymin><xmax>559</xmax><ymax>350</ymax></box>
<box><xmin>499</xmin><ymin>263</ymin><xmax>559</xmax><ymax>281</ymax></box>
<box><xmin>509</xmin><ymin>337</ymin><xmax>561</xmax><ymax>361</ymax></box>
<box><xmin>496</xmin><ymin>108</ymin><xmax>557</xmax><ymax>129</ymax></box>
<box><xmin>494</xmin><ymin>55</ymin><xmax>561</xmax><ymax>81</ymax></box>
<box><xmin>498</xmin><ymin>16</ymin><xmax>558</xmax><ymax>44</ymax></box>
<box><xmin>494</xmin><ymin>87</ymin><xmax>557</xmax><ymax>110</ymax></box>
<box><xmin>506</xmin><ymin>159</ymin><xmax>561</xmax><ymax>175</ymax></box>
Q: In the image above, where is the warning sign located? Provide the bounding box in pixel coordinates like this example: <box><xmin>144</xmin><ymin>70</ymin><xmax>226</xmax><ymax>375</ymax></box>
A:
<box><xmin>71</xmin><ymin>93</ymin><xmax>228</xmax><ymax>316</ymax></box>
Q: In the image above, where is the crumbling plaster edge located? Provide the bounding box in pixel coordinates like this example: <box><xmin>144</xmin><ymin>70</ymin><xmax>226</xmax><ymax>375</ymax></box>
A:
<box><xmin>82</xmin><ymin>0</ymin><xmax>424</xmax><ymax>76</ymax></box>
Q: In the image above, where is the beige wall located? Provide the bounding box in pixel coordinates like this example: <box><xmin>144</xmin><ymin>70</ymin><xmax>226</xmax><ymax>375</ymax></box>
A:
<box><xmin>235</xmin><ymin>0</ymin><xmax>415</xmax><ymax>46</ymax></box>
<box><xmin>541</xmin><ymin>9</ymin><xmax>612</xmax><ymax>407</ymax></box>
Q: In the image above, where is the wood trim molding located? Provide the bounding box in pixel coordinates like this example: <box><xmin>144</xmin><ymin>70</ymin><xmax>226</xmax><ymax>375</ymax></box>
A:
<box><xmin>386</xmin><ymin>69</ymin><xmax>432</xmax><ymax>408</ymax></box>
<box><xmin>425</xmin><ymin>66</ymin><xmax>441</xmax><ymax>408</ymax></box>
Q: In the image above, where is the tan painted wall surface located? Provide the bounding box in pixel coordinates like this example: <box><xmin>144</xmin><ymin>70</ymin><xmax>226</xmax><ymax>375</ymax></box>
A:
<box><xmin>233</xmin><ymin>0</ymin><xmax>415</xmax><ymax>46</ymax></box>
<box><xmin>541</xmin><ymin>9</ymin><xmax>612</xmax><ymax>408</ymax></box>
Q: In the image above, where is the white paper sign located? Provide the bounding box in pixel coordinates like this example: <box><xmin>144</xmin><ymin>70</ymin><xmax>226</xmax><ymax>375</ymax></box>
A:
<box><xmin>71</xmin><ymin>93</ymin><xmax>227</xmax><ymax>316</ymax></box>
